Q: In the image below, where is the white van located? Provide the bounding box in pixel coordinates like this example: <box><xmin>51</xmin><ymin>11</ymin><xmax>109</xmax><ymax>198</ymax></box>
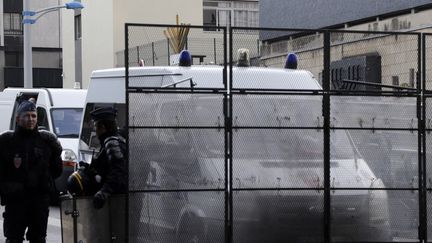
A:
<box><xmin>79</xmin><ymin>65</ymin><xmax>391</xmax><ymax>242</ymax></box>
<box><xmin>0</xmin><ymin>88</ymin><xmax>87</xmax><ymax>195</ymax></box>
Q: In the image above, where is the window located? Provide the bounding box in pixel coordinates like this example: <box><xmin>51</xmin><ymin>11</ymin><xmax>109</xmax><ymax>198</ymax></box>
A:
<box><xmin>79</xmin><ymin>103</ymin><xmax>126</xmax><ymax>152</ymax></box>
<box><xmin>51</xmin><ymin>108</ymin><xmax>83</xmax><ymax>138</ymax></box>
<box><xmin>392</xmin><ymin>76</ymin><xmax>399</xmax><ymax>91</ymax></box>
<box><xmin>37</xmin><ymin>107</ymin><xmax>50</xmax><ymax>131</ymax></box>
<box><xmin>409</xmin><ymin>68</ymin><xmax>415</xmax><ymax>87</ymax></box>
<box><xmin>356</xmin><ymin>65</ymin><xmax>361</xmax><ymax>80</ymax></box>
<box><xmin>5</xmin><ymin>51</ymin><xmax>21</xmax><ymax>67</ymax></box>
<box><xmin>203</xmin><ymin>0</ymin><xmax>259</xmax><ymax>31</ymax></box>
<box><xmin>3</xmin><ymin>13</ymin><xmax>22</xmax><ymax>35</ymax></box>
<box><xmin>74</xmin><ymin>14</ymin><xmax>82</xmax><ymax>40</ymax></box>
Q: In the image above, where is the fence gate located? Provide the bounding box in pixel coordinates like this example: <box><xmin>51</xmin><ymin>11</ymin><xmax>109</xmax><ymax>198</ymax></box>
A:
<box><xmin>123</xmin><ymin>25</ymin><xmax>428</xmax><ymax>243</ymax></box>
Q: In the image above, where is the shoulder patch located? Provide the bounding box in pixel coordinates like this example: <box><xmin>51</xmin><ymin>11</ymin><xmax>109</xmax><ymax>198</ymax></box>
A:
<box><xmin>104</xmin><ymin>136</ymin><xmax>124</xmax><ymax>161</ymax></box>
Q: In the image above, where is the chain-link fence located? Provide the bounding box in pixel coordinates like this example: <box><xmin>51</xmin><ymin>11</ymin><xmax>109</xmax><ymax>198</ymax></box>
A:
<box><xmin>124</xmin><ymin>25</ymin><xmax>423</xmax><ymax>243</ymax></box>
<box><xmin>425</xmin><ymin>33</ymin><xmax>432</xmax><ymax>242</ymax></box>
<box><xmin>61</xmin><ymin>24</ymin><xmax>432</xmax><ymax>243</ymax></box>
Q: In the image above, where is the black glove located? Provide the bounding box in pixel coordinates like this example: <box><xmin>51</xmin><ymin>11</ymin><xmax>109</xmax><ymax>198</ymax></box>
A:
<box><xmin>78</xmin><ymin>161</ymin><xmax>89</xmax><ymax>170</ymax></box>
<box><xmin>93</xmin><ymin>190</ymin><xmax>110</xmax><ymax>209</ymax></box>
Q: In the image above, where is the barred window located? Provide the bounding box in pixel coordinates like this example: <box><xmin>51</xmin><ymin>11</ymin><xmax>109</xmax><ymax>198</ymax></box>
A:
<box><xmin>3</xmin><ymin>13</ymin><xmax>23</xmax><ymax>35</ymax></box>
<box><xmin>203</xmin><ymin>0</ymin><xmax>259</xmax><ymax>31</ymax></box>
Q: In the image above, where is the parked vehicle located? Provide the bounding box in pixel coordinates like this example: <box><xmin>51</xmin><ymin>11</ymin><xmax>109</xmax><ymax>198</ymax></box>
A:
<box><xmin>78</xmin><ymin>60</ymin><xmax>391</xmax><ymax>242</ymax></box>
<box><xmin>0</xmin><ymin>88</ymin><xmax>87</xmax><ymax>201</ymax></box>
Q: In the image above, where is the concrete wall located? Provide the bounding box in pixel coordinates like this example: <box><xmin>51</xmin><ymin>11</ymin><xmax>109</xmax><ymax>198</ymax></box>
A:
<box><xmin>29</xmin><ymin>0</ymin><xmax>62</xmax><ymax>48</ymax></box>
<box><xmin>261</xmin><ymin>32</ymin><xmax>423</xmax><ymax>89</ymax></box>
<box><xmin>260</xmin><ymin>8</ymin><xmax>432</xmax><ymax>88</ymax></box>
<box><xmin>0</xmin><ymin>50</ymin><xmax>5</xmax><ymax>90</ymax></box>
<box><xmin>62</xmin><ymin>0</ymin><xmax>203</xmax><ymax>89</ymax></box>
<box><xmin>259</xmin><ymin>0</ymin><xmax>432</xmax><ymax>40</ymax></box>
<box><xmin>80</xmin><ymin>0</ymin><xmax>114</xmax><ymax>89</ymax></box>
<box><xmin>0</xmin><ymin>0</ymin><xmax>4</xmax><ymax>46</ymax></box>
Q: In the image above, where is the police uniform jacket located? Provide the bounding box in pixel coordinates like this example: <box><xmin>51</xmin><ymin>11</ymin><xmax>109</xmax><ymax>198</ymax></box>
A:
<box><xmin>89</xmin><ymin>134</ymin><xmax>127</xmax><ymax>195</ymax></box>
<box><xmin>0</xmin><ymin>127</ymin><xmax>63</xmax><ymax>204</ymax></box>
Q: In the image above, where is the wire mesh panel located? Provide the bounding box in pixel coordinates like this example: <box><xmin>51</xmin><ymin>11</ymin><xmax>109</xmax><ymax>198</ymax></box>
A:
<box><xmin>427</xmin><ymin>37</ymin><xmax>432</xmax><ymax>235</ymax></box>
<box><xmin>125</xmin><ymin>24</ymin><xmax>227</xmax><ymax>67</ymax></box>
<box><xmin>329</xmin><ymin>31</ymin><xmax>419</xmax><ymax>91</ymax></box>
<box><xmin>331</xmin><ymin>190</ymin><xmax>417</xmax><ymax>242</ymax></box>
<box><xmin>425</xmin><ymin>34</ymin><xmax>432</xmax><ymax>91</ymax></box>
<box><xmin>331</xmin><ymin>96</ymin><xmax>417</xmax><ymax>129</ymax></box>
<box><xmin>232</xmin><ymin>95</ymin><xmax>323</xmax><ymax>127</ymax></box>
<box><xmin>233</xmin><ymin>190</ymin><xmax>324</xmax><ymax>243</ymax></box>
<box><xmin>129</xmin><ymin>93</ymin><xmax>224</xmax><ymax>127</ymax></box>
<box><xmin>232</xmin><ymin>129</ymin><xmax>324</xmax><ymax>189</ymax></box>
<box><xmin>337</xmin><ymin>130</ymin><xmax>418</xmax><ymax>189</ymax></box>
<box><xmin>128</xmin><ymin>191</ymin><xmax>225</xmax><ymax>243</ymax></box>
<box><xmin>258</xmin><ymin>29</ymin><xmax>324</xmax><ymax>74</ymax></box>
<box><xmin>231</xmin><ymin>27</ymin><xmax>326</xmax><ymax>243</ymax></box>
<box><xmin>129</xmin><ymin>129</ymin><xmax>225</xmax><ymax>191</ymax></box>
<box><xmin>428</xmin><ymin>192</ymin><xmax>432</xmax><ymax>243</ymax></box>
<box><xmin>123</xmin><ymin>24</ymin><xmax>427</xmax><ymax>243</ymax></box>
<box><xmin>126</xmin><ymin>24</ymin><xmax>228</xmax><ymax>243</ymax></box>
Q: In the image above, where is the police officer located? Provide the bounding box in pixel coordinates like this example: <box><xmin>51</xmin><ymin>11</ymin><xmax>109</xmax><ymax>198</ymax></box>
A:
<box><xmin>0</xmin><ymin>100</ymin><xmax>63</xmax><ymax>243</ymax></box>
<box><xmin>87</xmin><ymin>107</ymin><xmax>127</xmax><ymax>209</ymax></box>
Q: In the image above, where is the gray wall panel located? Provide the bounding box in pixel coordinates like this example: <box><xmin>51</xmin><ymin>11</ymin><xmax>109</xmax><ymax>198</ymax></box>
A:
<box><xmin>260</xmin><ymin>0</ymin><xmax>432</xmax><ymax>40</ymax></box>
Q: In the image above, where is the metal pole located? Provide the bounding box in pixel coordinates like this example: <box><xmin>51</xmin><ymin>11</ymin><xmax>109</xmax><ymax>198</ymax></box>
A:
<box><xmin>124</xmin><ymin>23</ymin><xmax>130</xmax><ymax>243</ymax></box>
<box><xmin>167</xmin><ymin>38</ymin><xmax>170</xmax><ymax>65</ymax></box>
<box><xmin>214</xmin><ymin>38</ymin><xmax>217</xmax><ymax>64</ymax></box>
<box><xmin>23</xmin><ymin>0</ymin><xmax>33</xmax><ymax>88</ymax></box>
<box><xmin>323</xmin><ymin>30</ymin><xmax>331</xmax><ymax>243</ymax></box>
<box><xmin>152</xmin><ymin>42</ymin><xmax>155</xmax><ymax>66</ymax></box>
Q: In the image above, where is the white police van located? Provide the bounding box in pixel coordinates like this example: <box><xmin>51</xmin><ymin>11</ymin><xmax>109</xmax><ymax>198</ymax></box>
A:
<box><xmin>78</xmin><ymin>51</ymin><xmax>391</xmax><ymax>242</ymax></box>
<box><xmin>0</xmin><ymin>88</ymin><xmax>87</xmax><ymax>197</ymax></box>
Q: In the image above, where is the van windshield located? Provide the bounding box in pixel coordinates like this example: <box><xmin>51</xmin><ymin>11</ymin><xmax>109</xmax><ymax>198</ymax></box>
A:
<box><xmin>51</xmin><ymin>108</ymin><xmax>83</xmax><ymax>138</ymax></box>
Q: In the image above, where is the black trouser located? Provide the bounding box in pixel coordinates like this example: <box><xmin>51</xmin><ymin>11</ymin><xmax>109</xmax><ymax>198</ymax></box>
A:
<box><xmin>3</xmin><ymin>194</ymin><xmax>50</xmax><ymax>243</ymax></box>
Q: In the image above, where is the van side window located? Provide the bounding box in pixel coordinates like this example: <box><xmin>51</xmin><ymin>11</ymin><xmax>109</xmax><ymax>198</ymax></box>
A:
<box><xmin>37</xmin><ymin>107</ymin><xmax>49</xmax><ymax>131</ymax></box>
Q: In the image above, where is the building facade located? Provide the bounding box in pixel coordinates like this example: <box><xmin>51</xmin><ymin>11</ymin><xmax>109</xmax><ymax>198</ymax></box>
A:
<box><xmin>258</xmin><ymin>0</ymin><xmax>432</xmax><ymax>89</ymax></box>
<box><xmin>0</xmin><ymin>0</ymin><xmax>64</xmax><ymax>90</ymax></box>
<box><xmin>62</xmin><ymin>0</ymin><xmax>259</xmax><ymax>89</ymax></box>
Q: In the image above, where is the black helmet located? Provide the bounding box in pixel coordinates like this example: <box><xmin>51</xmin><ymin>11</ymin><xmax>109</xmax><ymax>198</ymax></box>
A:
<box><xmin>67</xmin><ymin>170</ymin><xmax>91</xmax><ymax>196</ymax></box>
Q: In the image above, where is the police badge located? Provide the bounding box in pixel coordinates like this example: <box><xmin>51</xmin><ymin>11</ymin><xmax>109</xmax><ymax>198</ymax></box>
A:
<box><xmin>14</xmin><ymin>154</ymin><xmax>22</xmax><ymax>168</ymax></box>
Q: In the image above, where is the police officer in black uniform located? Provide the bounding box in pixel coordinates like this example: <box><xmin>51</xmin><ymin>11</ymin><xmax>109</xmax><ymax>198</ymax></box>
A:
<box><xmin>0</xmin><ymin>100</ymin><xmax>63</xmax><ymax>243</ymax></box>
<box><xmin>86</xmin><ymin>107</ymin><xmax>127</xmax><ymax>209</ymax></box>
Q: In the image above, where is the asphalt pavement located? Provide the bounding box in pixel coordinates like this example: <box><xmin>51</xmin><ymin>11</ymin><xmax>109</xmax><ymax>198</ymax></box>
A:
<box><xmin>0</xmin><ymin>206</ymin><xmax>62</xmax><ymax>243</ymax></box>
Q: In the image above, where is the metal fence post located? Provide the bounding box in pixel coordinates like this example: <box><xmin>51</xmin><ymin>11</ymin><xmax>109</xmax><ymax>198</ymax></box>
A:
<box><xmin>226</xmin><ymin>25</ymin><xmax>233</xmax><ymax>243</ymax></box>
<box><xmin>125</xmin><ymin>23</ymin><xmax>130</xmax><ymax>243</ymax></box>
<box><xmin>419</xmin><ymin>33</ymin><xmax>428</xmax><ymax>243</ymax></box>
<box><xmin>323</xmin><ymin>30</ymin><xmax>331</xmax><ymax>243</ymax></box>
<box><xmin>167</xmin><ymin>38</ymin><xmax>171</xmax><ymax>65</ymax></box>
<box><xmin>136</xmin><ymin>46</ymin><xmax>140</xmax><ymax>64</ymax></box>
<box><xmin>214</xmin><ymin>37</ymin><xmax>217</xmax><ymax>64</ymax></box>
<box><xmin>152</xmin><ymin>42</ymin><xmax>155</xmax><ymax>66</ymax></box>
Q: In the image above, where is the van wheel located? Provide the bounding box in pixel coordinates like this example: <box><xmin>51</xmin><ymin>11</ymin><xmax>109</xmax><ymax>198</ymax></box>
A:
<box><xmin>177</xmin><ymin>214</ymin><xmax>205</xmax><ymax>243</ymax></box>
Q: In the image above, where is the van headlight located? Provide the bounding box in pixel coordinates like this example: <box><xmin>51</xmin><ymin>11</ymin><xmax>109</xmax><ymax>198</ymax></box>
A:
<box><xmin>62</xmin><ymin>149</ymin><xmax>77</xmax><ymax>162</ymax></box>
